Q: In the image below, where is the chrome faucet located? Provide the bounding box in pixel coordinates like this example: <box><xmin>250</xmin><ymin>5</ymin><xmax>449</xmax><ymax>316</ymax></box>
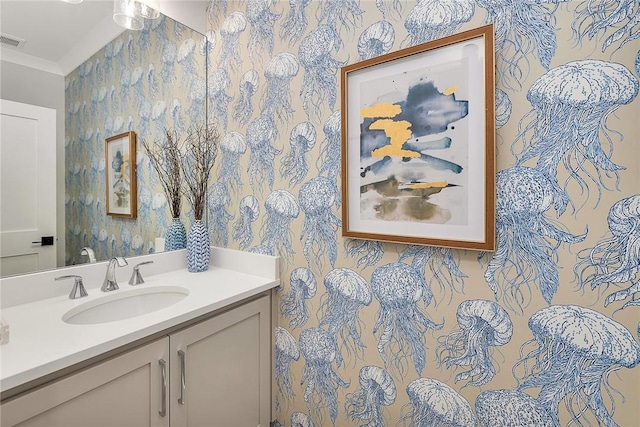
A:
<box><xmin>129</xmin><ymin>261</ymin><xmax>154</xmax><ymax>286</ymax></box>
<box><xmin>102</xmin><ymin>257</ymin><xmax>128</xmax><ymax>292</ymax></box>
<box><xmin>80</xmin><ymin>247</ymin><xmax>96</xmax><ymax>263</ymax></box>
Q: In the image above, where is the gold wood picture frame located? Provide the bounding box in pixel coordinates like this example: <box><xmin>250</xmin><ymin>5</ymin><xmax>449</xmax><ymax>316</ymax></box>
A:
<box><xmin>341</xmin><ymin>24</ymin><xmax>495</xmax><ymax>250</ymax></box>
<box><xmin>105</xmin><ymin>131</ymin><xmax>137</xmax><ymax>218</ymax></box>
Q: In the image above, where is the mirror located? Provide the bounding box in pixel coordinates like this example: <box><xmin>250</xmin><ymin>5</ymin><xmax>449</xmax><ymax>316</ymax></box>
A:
<box><xmin>0</xmin><ymin>1</ymin><xmax>209</xmax><ymax>276</ymax></box>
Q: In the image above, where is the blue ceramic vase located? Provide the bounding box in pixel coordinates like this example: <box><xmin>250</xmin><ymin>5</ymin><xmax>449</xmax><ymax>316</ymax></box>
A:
<box><xmin>165</xmin><ymin>217</ymin><xmax>187</xmax><ymax>251</ymax></box>
<box><xmin>186</xmin><ymin>219</ymin><xmax>210</xmax><ymax>272</ymax></box>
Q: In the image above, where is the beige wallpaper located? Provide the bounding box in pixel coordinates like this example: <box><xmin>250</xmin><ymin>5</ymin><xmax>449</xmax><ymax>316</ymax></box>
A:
<box><xmin>201</xmin><ymin>1</ymin><xmax>640</xmax><ymax>426</ymax></box>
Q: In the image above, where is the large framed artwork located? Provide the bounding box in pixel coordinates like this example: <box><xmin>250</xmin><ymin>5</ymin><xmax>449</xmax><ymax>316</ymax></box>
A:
<box><xmin>341</xmin><ymin>24</ymin><xmax>495</xmax><ymax>251</ymax></box>
<box><xmin>105</xmin><ymin>131</ymin><xmax>137</xmax><ymax>218</ymax></box>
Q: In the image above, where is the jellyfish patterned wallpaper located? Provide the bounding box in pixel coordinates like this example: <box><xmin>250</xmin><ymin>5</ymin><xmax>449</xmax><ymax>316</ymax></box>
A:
<box><xmin>73</xmin><ymin>0</ymin><xmax>639</xmax><ymax>425</ymax></box>
<box><xmin>65</xmin><ymin>16</ymin><xmax>207</xmax><ymax>264</ymax></box>
<box><xmin>201</xmin><ymin>0</ymin><xmax>640</xmax><ymax>425</ymax></box>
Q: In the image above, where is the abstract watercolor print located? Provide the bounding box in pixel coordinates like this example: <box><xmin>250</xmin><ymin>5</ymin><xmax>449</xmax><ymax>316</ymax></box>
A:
<box><xmin>358</xmin><ymin>59</ymin><xmax>469</xmax><ymax>225</ymax></box>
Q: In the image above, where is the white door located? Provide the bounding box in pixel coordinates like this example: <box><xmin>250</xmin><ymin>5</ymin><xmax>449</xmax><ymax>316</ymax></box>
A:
<box><xmin>0</xmin><ymin>99</ymin><xmax>57</xmax><ymax>277</ymax></box>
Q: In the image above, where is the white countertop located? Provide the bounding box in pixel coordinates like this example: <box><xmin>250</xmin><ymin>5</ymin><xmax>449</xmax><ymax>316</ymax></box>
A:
<box><xmin>0</xmin><ymin>249</ymin><xmax>279</xmax><ymax>393</ymax></box>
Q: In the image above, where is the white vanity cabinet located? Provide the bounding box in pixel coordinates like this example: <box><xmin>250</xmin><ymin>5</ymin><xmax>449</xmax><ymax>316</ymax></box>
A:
<box><xmin>1</xmin><ymin>294</ymin><xmax>272</xmax><ymax>427</ymax></box>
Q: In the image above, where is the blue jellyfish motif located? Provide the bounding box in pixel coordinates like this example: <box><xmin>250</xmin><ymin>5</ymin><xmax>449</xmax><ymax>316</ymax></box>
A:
<box><xmin>316</xmin><ymin>0</ymin><xmax>363</xmax><ymax>49</ymax></box>
<box><xmin>138</xmin><ymin>186</ymin><xmax>153</xmax><ymax>231</ymax></box>
<box><xmin>206</xmin><ymin>0</ymin><xmax>228</xmax><ymax>27</ymax></box>
<box><xmin>90</xmin><ymin>223</ymin><xmax>99</xmax><ymax>252</ymax></box>
<box><xmin>298</xmin><ymin>26</ymin><xmax>346</xmax><ymax>121</ymax></box>
<box><xmin>99</xmin><ymin>229</ymin><xmax>108</xmax><ymax>259</ymax></box>
<box><xmin>403</xmin><ymin>0</ymin><xmax>474</xmax><ymax>47</ymax></box>
<box><xmin>160</xmin><ymin>42</ymin><xmax>177</xmax><ymax>91</ymax></box>
<box><xmin>495</xmin><ymin>88</ymin><xmax>512</xmax><ymax>130</ymax></box>
<box><xmin>261</xmin><ymin>52</ymin><xmax>299</xmax><ymax>124</ymax></box>
<box><xmin>218</xmin><ymin>12</ymin><xmax>247</xmax><ymax>71</ymax></box>
<box><xmin>90</xmin><ymin>88</ymin><xmax>98</xmax><ymax>118</ymax></box>
<box><xmin>375</xmin><ymin>0</ymin><xmax>403</xmax><ymax>20</ymax></box>
<box><xmin>299</xmin><ymin>177</ymin><xmax>340</xmax><ymax>270</ymax></box>
<box><xmin>113</xmin><ymin>38</ymin><xmax>125</xmax><ymax>70</ymax></box>
<box><xmin>576</xmin><ymin>194</ymin><xmax>640</xmax><ymax>310</ymax></box>
<box><xmin>132</xmin><ymin>234</ymin><xmax>144</xmax><ymax>256</ymax></box>
<box><xmin>246</xmin><ymin>115</ymin><xmax>282</xmax><ymax>194</ymax></box>
<box><xmin>281</xmin><ymin>267</ymin><xmax>317</xmax><ymax>328</ymax></box>
<box><xmin>573</xmin><ymin>0</ymin><xmax>640</xmax><ymax>52</ymax></box>
<box><xmin>119</xmin><ymin>68</ymin><xmax>131</xmax><ymax>106</ymax></box>
<box><xmin>299</xmin><ymin>327</ymin><xmax>349</xmax><ymax>426</ymax></box>
<box><xmin>399</xmin><ymin>245</ymin><xmax>467</xmax><ymax>302</ymax></box>
<box><xmin>147</xmin><ymin>63</ymin><xmax>158</xmax><ymax>98</ymax></box>
<box><xmin>232</xmin><ymin>69</ymin><xmax>260</xmax><ymax>126</ymax></box>
<box><xmin>170</xmin><ymin>99</ymin><xmax>185</xmax><ymax>135</ymax></box>
<box><xmin>437</xmin><ymin>300</ymin><xmax>513</xmax><ymax>387</ymax></box>
<box><xmin>177</xmin><ymin>38</ymin><xmax>197</xmax><ymax>88</ymax></box>
<box><xmin>345</xmin><ymin>365</ymin><xmax>396</xmax><ymax>427</ymax></box>
<box><xmin>318</xmin><ymin>268</ymin><xmax>371</xmax><ymax>367</ymax></box>
<box><xmin>279</xmin><ymin>0</ymin><xmax>311</xmax><ymax>47</ymax></box>
<box><xmin>275</xmin><ymin>326</ymin><xmax>300</xmax><ymax>410</ymax></box>
<box><xmin>104</xmin><ymin>41</ymin><xmax>114</xmax><ymax>76</ymax></box>
<box><xmin>400</xmin><ymin>377</ymin><xmax>476</xmax><ymax>427</ymax></box>
<box><xmin>636</xmin><ymin>50</ymin><xmax>640</xmax><ymax>76</ymax></box>
<box><xmin>208</xmin><ymin>69</ymin><xmax>233</xmax><ymax>131</ymax></box>
<box><xmin>198</xmin><ymin>30</ymin><xmax>215</xmax><ymax>59</ymax></box>
<box><xmin>371</xmin><ymin>262</ymin><xmax>443</xmax><ymax>377</ymax></box>
<box><xmin>126</xmin><ymin>34</ymin><xmax>136</xmax><ymax>63</ymax></box>
<box><xmin>246</xmin><ymin>0</ymin><xmax>281</xmax><ymax>64</ymax></box>
<box><xmin>475</xmin><ymin>0</ymin><xmax>561</xmax><ymax>89</ymax></box>
<box><xmin>151</xmin><ymin>101</ymin><xmax>167</xmax><ymax>134</ymax></box>
<box><xmin>280</xmin><ymin>121</ymin><xmax>317</xmax><ymax>186</ymax></box>
<box><xmin>514</xmin><ymin>305</ymin><xmax>640</xmax><ymax>426</ymax></box>
<box><xmin>208</xmin><ymin>183</ymin><xmax>233</xmax><ymax>248</ymax></box>
<box><xmin>260</xmin><ymin>190</ymin><xmax>299</xmax><ymax>262</ymax></box>
<box><xmin>475</xmin><ymin>389</ymin><xmax>558</xmax><ymax>427</ymax></box>
<box><xmin>514</xmin><ymin>60</ymin><xmax>638</xmax><ymax>213</ymax></box>
<box><xmin>218</xmin><ymin>131</ymin><xmax>247</xmax><ymax>195</ymax></box>
<box><xmin>138</xmin><ymin>101</ymin><xmax>152</xmax><ymax>137</ymax></box>
<box><xmin>357</xmin><ymin>20</ymin><xmax>395</xmax><ymax>61</ymax></box>
<box><xmin>98</xmin><ymin>86</ymin><xmax>107</xmax><ymax>113</ymax></box>
<box><xmin>232</xmin><ymin>195</ymin><xmax>260</xmax><ymax>250</ymax></box>
<box><xmin>131</xmin><ymin>66</ymin><xmax>144</xmax><ymax>101</ymax></box>
<box><xmin>481</xmin><ymin>167</ymin><xmax>587</xmax><ymax>313</ymax></box>
<box><xmin>188</xmin><ymin>76</ymin><xmax>206</xmax><ymax>123</ymax></box>
<box><xmin>291</xmin><ymin>412</ymin><xmax>315</xmax><ymax>427</ymax></box>
<box><xmin>317</xmin><ymin>109</ymin><xmax>341</xmax><ymax>180</ymax></box>
<box><xmin>94</xmin><ymin>58</ymin><xmax>103</xmax><ymax>83</ymax></box>
<box><xmin>344</xmin><ymin>239</ymin><xmax>385</xmax><ymax>268</ymax></box>
<box><xmin>120</xmin><ymin>226</ymin><xmax>133</xmax><ymax>257</ymax></box>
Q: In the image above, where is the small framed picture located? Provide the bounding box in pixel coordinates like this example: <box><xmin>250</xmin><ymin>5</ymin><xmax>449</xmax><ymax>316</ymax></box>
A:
<box><xmin>341</xmin><ymin>25</ymin><xmax>495</xmax><ymax>250</ymax></box>
<box><xmin>105</xmin><ymin>131</ymin><xmax>137</xmax><ymax>218</ymax></box>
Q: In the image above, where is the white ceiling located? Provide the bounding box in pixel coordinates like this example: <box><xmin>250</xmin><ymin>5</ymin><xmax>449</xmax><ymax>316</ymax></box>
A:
<box><xmin>0</xmin><ymin>0</ymin><xmax>208</xmax><ymax>76</ymax></box>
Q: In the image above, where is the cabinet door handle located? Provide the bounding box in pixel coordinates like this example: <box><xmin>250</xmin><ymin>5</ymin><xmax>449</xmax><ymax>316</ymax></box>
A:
<box><xmin>159</xmin><ymin>359</ymin><xmax>167</xmax><ymax>417</ymax></box>
<box><xmin>178</xmin><ymin>350</ymin><xmax>186</xmax><ymax>405</ymax></box>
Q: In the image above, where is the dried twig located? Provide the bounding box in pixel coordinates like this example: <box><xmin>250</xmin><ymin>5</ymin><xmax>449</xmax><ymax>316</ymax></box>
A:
<box><xmin>141</xmin><ymin>130</ymin><xmax>182</xmax><ymax>218</ymax></box>
<box><xmin>180</xmin><ymin>123</ymin><xmax>220</xmax><ymax>221</ymax></box>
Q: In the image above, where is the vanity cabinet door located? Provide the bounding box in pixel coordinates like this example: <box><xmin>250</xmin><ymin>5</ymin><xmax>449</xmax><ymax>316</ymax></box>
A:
<box><xmin>1</xmin><ymin>337</ymin><xmax>170</xmax><ymax>427</ymax></box>
<box><xmin>169</xmin><ymin>295</ymin><xmax>271</xmax><ymax>427</ymax></box>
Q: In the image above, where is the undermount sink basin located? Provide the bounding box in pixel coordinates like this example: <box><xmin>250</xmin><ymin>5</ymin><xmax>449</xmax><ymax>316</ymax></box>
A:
<box><xmin>63</xmin><ymin>286</ymin><xmax>189</xmax><ymax>325</ymax></box>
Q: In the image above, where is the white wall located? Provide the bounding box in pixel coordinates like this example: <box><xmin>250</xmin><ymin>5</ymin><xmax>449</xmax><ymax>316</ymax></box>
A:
<box><xmin>0</xmin><ymin>60</ymin><xmax>66</xmax><ymax>267</ymax></box>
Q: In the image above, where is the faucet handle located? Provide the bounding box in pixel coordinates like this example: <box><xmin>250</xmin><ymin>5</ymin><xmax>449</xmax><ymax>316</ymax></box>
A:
<box><xmin>129</xmin><ymin>261</ymin><xmax>154</xmax><ymax>286</ymax></box>
<box><xmin>55</xmin><ymin>275</ymin><xmax>88</xmax><ymax>300</ymax></box>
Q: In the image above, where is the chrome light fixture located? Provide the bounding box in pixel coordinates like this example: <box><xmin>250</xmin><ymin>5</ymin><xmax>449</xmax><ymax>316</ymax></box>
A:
<box><xmin>113</xmin><ymin>0</ymin><xmax>160</xmax><ymax>31</ymax></box>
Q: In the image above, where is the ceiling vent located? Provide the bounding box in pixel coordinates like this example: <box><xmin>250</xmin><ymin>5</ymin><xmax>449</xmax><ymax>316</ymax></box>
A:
<box><xmin>0</xmin><ymin>33</ymin><xmax>26</xmax><ymax>48</ymax></box>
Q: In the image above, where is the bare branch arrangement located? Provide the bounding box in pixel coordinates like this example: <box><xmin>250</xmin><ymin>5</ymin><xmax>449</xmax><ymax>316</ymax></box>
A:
<box><xmin>180</xmin><ymin>123</ymin><xmax>220</xmax><ymax>221</ymax></box>
<box><xmin>141</xmin><ymin>130</ymin><xmax>182</xmax><ymax>218</ymax></box>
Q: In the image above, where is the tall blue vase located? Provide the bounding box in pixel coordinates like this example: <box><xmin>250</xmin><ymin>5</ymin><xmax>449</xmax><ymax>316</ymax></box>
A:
<box><xmin>165</xmin><ymin>217</ymin><xmax>187</xmax><ymax>251</ymax></box>
<box><xmin>186</xmin><ymin>219</ymin><xmax>210</xmax><ymax>272</ymax></box>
